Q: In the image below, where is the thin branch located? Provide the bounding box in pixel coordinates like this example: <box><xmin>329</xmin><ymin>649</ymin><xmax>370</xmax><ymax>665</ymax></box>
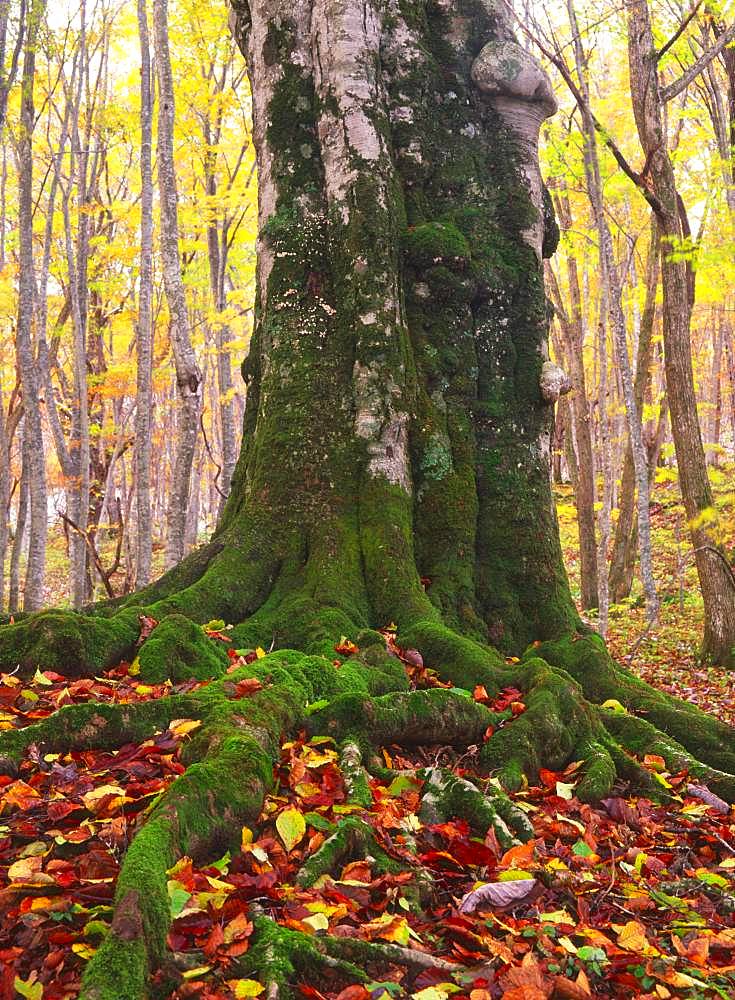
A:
<box><xmin>657</xmin><ymin>0</ymin><xmax>703</xmax><ymax>62</ymax></box>
<box><xmin>501</xmin><ymin>0</ymin><xmax>666</xmax><ymax>219</ymax></box>
<box><xmin>662</xmin><ymin>21</ymin><xmax>735</xmax><ymax>101</ymax></box>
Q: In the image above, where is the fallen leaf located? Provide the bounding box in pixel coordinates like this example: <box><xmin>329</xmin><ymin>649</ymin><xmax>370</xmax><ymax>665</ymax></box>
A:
<box><xmin>276</xmin><ymin>806</ymin><xmax>306</xmax><ymax>852</ymax></box>
<box><xmin>459</xmin><ymin>878</ymin><xmax>539</xmax><ymax>914</ymax></box>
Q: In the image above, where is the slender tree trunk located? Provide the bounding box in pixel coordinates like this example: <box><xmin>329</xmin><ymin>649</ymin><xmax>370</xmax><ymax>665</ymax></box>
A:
<box><xmin>547</xmin><ymin>248</ymin><xmax>598</xmax><ymax>609</ymax></box>
<box><xmin>628</xmin><ymin>0</ymin><xmax>735</xmax><ymax>666</ymax></box>
<box><xmin>0</xmin><ymin>381</ymin><xmax>8</xmax><ymax>611</ymax></box>
<box><xmin>709</xmin><ymin>316</ymin><xmax>723</xmax><ymax>467</ymax></box>
<box><xmin>8</xmin><ymin>429</ymin><xmax>29</xmax><ymax>614</ymax></box>
<box><xmin>152</xmin><ymin>0</ymin><xmax>202</xmax><ymax>569</ymax></box>
<box><xmin>567</xmin><ymin>0</ymin><xmax>658</xmax><ymax>623</ymax></box>
<box><xmin>14</xmin><ymin>0</ymin><xmax>47</xmax><ymax>611</ymax></box>
<box><xmin>726</xmin><ymin>326</ymin><xmax>735</xmax><ymax>461</ymax></box>
<box><xmin>596</xmin><ymin>297</ymin><xmax>612</xmax><ymax>635</ymax></box>
<box><xmin>609</xmin><ymin>218</ymin><xmax>660</xmax><ymax>602</ymax></box>
<box><xmin>135</xmin><ymin>0</ymin><xmax>155</xmax><ymax>586</ymax></box>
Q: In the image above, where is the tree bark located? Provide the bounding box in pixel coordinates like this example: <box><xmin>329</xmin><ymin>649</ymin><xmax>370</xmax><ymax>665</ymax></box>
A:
<box><xmin>628</xmin><ymin>0</ymin><xmax>735</xmax><ymax>666</ymax></box>
<box><xmin>8</xmin><ymin>427</ymin><xmax>29</xmax><ymax>613</ymax></box>
<box><xmin>14</xmin><ymin>0</ymin><xmax>47</xmax><ymax>611</ymax></box>
<box><xmin>546</xmin><ymin>216</ymin><xmax>598</xmax><ymax>611</ymax></box>
<box><xmin>152</xmin><ymin>0</ymin><xmax>203</xmax><ymax>569</ymax></box>
<box><xmin>134</xmin><ymin>0</ymin><xmax>155</xmax><ymax>586</ymax></box>
<box><xmin>608</xmin><ymin>218</ymin><xmax>660</xmax><ymax>602</ymax></box>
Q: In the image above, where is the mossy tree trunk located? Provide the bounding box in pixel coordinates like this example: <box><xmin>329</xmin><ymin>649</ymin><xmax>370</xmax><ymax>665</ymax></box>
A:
<box><xmin>1</xmin><ymin>4</ymin><xmax>734</xmax><ymax>997</ymax></box>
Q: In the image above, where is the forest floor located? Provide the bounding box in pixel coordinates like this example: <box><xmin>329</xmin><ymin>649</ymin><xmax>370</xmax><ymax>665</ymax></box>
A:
<box><xmin>1</xmin><ymin>474</ymin><xmax>734</xmax><ymax>1000</ymax></box>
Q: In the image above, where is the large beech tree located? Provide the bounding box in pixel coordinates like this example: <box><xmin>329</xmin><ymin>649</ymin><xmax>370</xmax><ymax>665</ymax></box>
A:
<box><xmin>0</xmin><ymin>3</ymin><xmax>733</xmax><ymax>996</ymax></box>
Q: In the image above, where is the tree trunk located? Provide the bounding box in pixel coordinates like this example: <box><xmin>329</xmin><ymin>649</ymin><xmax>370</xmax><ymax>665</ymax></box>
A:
<box><xmin>567</xmin><ymin>0</ymin><xmax>658</xmax><ymax>624</ymax></box>
<box><xmin>0</xmin><ymin>381</ymin><xmax>8</xmax><ymax>611</ymax></box>
<box><xmin>153</xmin><ymin>0</ymin><xmax>203</xmax><ymax>570</ymax></box>
<box><xmin>14</xmin><ymin>0</ymin><xmax>47</xmax><ymax>611</ymax></box>
<box><xmin>0</xmin><ymin>7</ymin><xmax>734</xmax><ymax>995</ymax></box>
<box><xmin>628</xmin><ymin>0</ymin><xmax>735</xmax><ymax>666</ymax></box>
<box><xmin>8</xmin><ymin>428</ymin><xmax>29</xmax><ymax>613</ymax></box>
<box><xmin>134</xmin><ymin>0</ymin><xmax>155</xmax><ymax>587</ymax></box>
<box><xmin>709</xmin><ymin>316</ymin><xmax>723</xmax><ymax>467</ymax></box>
<box><xmin>546</xmin><ymin>208</ymin><xmax>598</xmax><ymax>611</ymax></box>
<box><xmin>608</xmin><ymin>218</ymin><xmax>660</xmax><ymax>602</ymax></box>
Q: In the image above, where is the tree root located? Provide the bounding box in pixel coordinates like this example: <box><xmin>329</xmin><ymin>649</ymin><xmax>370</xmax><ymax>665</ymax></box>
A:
<box><xmin>419</xmin><ymin>766</ymin><xmax>534</xmax><ymax>850</ymax></box>
<box><xmin>307</xmin><ymin>688</ymin><xmax>495</xmax><ymax>748</ymax></box>
<box><xmin>0</xmin><ymin>595</ymin><xmax>733</xmax><ymax>997</ymax></box>
<box><xmin>240</xmin><ymin>908</ymin><xmax>458</xmax><ymax>1000</ymax></box>
<box><xmin>297</xmin><ymin>815</ymin><xmax>399</xmax><ymax>887</ymax></box>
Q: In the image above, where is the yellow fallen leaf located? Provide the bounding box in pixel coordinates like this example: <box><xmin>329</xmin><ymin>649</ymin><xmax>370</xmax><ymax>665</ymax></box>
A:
<box><xmin>276</xmin><ymin>806</ymin><xmax>306</xmax><ymax>852</ymax></box>
<box><xmin>617</xmin><ymin>919</ymin><xmax>659</xmax><ymax>955</ymax></box>
<box><xmin>168</xmin><ymin>719</ymin><xmax>202</xmax><ymax>737</ymax></box>
<box><xmin>7</xmin><ymin>856</ymin><xmax>44</xmax><ymax>882</ymax></box>
<box><xmin>302</xmin><ymin>912</ymin><xmax>329</xmax><ymax>932</ymax></box>
<box><xmin>182</xmin><ymin>966</ymin><xmax>212</xmax><ymax>980</ymax></box>
<box><xmin>72</xmin><ymin>942</ymin><xmax>96</xmax><ymax>960</ymax></box>
<box><xmin>82</xmin><ymin>784</ymin><xmax>130</xmax><ymax>814</ymax></box>
<box><xmin>226</xmin><ymin>982</ymin><xmax>265</xmax><ymax>999</ymax></box>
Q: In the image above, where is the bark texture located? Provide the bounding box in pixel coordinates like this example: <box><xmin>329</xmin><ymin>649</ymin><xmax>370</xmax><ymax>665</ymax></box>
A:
<box><xmin>14</xmin><ymin>0</ymin><xmax>48</xmax><ymax>611</ymax></box>
<box><xmin>134</xmin><ymin>0</ymin><xmax>155</xmax><ymax>587</ymax></box>
<box><xmin>153</xmin><ymin>0</ymin><xmax>203</xmax><ymax>570</ymax></box>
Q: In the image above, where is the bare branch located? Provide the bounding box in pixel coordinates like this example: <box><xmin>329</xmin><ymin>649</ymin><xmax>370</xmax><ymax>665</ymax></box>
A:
<box><xmin>662</xmin><ymin>20</ymin><xmax>735</xmax><ymax>101</ymax></box>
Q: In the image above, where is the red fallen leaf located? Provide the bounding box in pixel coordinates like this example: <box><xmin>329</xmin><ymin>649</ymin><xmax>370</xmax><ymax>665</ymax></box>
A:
<box><xmin>491</xmin><ymin>687</ymin><xmax>524</xmax><ymax>712</ymax></box>
<box><xmin>334</xmin><ymin>987</ymin><xmax>370</xmax><ymax>1000</ymax></box>
<box><xmin>137</xmin><ymin>614</ymin><xmax>158</xmax><ymax>646</ymax></box>
<box><xmin>334</xmin><ymin>637</ymin><xmax>359</xmax><ymax>655</ymax></box>
<box><xmin>483</xmin><ymin>724</ymin><xmax>495</xmax><ymax>742</ymax></box>
<box><xmin>448</xmin><ymin>838</ymin><xmax>497</xmax><ymax>868</ymax></box>
<box><xmin>539</xmin><ymin>768</ymin><xmax>558</xmax><ymax>788</ymax></box>
<box><xmin>46</xmin><ymin>799</ymin><xmax>84</xmax><ymax>823</ymax></box>
<box><xmin>203</xmin><ymin>922</ymin><xmax>224</xmax><ymax>958</ymax></box>
<box><xmin>235</xmin><ymin>677</ymin><xmax>264</xmax><ymax>697</ymax></box>
<box><xmin>299</xmin><ymin>987</ymin><xmax>328</xmax><ymax>1000</ymax></box>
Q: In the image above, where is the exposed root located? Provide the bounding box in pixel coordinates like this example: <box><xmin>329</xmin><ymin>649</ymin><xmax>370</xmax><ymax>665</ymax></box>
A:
<box><xmin>322</xmin><ymin>935</ymin><xmax>460</xmax><ymax>975</ymax></box>
<box><xmin>240</xmin><ymin>907</ymin><xmax>459</xmax><ymax>1000</ymax></box>
<box><xmin>0</xmin><ymin>607</ymin><xmax>142</xmax><ymax>677</ymax></box>
<box><xmin>239</xmin><ymin>910</ymin><xmax>368</xmax><ymax>1000</ymax></box>
<box><xmin>339</xmin><ymin>739</ymin><xmax>372</xmax><ymax>807</ymax></box>
<box><xmin>419</xmin><ymin>766</ymin><xmax>533</xmax><ymax>850</ymax></box>
<box><xmin>308</xmin><ymin>688</ymin><xmax>494</xmax><ymax>748</ymax></box>
<box><xmin>297</xmin><ymin>815</ymin><xmax>398</xmax><ymax>887</ymax></box>
<box><xmin>80</xmin><ymin>675</ymin><xmax>300</xmax><ymax>999</ymax></box>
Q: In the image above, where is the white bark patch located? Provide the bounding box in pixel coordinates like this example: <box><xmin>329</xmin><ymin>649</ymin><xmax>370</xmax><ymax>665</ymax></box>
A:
<box><xmin>312</xmin><ymin>0</ymin><xmax>385</xmax><ymax>214</ymax></box>
<box><xmin>353</xmin><ymin>361</ymin><xmax>412</xmax><ymax>492</ymax></box>
<box><xmin>471</xmin><ymin>41</ymin><xmax>557</xmax><ymax>258</ymax></box>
